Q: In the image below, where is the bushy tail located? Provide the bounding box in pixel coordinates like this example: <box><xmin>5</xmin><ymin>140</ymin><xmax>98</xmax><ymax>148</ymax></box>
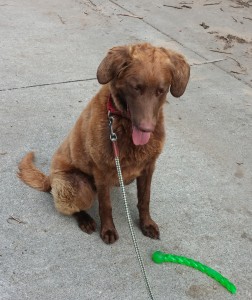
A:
<box><xmin>17</xmin><ymin>152</ymin><xmax>51</xmax><ymax>192</ymax></box>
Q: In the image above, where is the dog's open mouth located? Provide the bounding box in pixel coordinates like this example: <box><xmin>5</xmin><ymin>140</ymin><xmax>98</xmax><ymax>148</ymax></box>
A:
<box><xmin>132</xmin><ymin>126</ymin><xmax>151</xmax><ymax>146</ymax></box>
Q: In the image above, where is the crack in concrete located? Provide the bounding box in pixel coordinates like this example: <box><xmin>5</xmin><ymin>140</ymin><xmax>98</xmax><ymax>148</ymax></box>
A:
<box><xmin>109</xmin><ymin>0</ymin><xmax>252</xmax><ymax>88</ymax></box>
<box><xmin>0</xmin><ymin>78</ymin><xmax>97</xmax><ymax>92</ymax></box>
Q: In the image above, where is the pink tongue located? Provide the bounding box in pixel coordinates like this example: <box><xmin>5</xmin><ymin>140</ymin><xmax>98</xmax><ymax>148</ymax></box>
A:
<box><xmin>132</xmin><ymin>126</ymin><xmax>151</xmax><ymax>145</ymax></box>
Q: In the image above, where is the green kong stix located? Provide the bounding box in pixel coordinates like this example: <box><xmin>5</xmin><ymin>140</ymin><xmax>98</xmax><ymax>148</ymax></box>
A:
<box><xmin>152</xmin><ymin>251</ymin><xmax>236</xmax><ymax>294</ymax></box>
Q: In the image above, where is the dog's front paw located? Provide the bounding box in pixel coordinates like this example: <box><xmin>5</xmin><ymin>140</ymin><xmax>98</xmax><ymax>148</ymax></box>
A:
<box><xmin>140</xmin><ymin>220</ymin><xmax>160</xmax><ymax>239</ymax></box>
<box><xmin>100</xmin><ymin>227</ymin><xmax>119</xmax><ymax>244</ymax></box>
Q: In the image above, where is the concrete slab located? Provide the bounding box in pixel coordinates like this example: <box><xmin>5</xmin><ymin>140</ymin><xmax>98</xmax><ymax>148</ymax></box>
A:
<box><xmin>0</xmin><ymin>0</ymin><xmax>174</xmax><ymax>91</ymax></box>
<box><xmin>111</xmin><ymin>0</ymin><xmax>252</xmax><ymax>87</ymax></box>
<box><xmin>1</xmin><ymin>0</ymin><xmax>251</xmax><ymax>300</ymax></box>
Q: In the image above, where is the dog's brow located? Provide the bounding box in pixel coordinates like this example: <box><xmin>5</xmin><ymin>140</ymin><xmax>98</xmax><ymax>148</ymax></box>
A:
<box><xmin>127</xmin><ymin>76</ymin><xmax>142</xmax><ymax>85</ymax></box>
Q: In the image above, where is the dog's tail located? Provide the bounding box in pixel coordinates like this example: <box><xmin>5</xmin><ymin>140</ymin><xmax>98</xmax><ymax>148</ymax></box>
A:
<box><xmin>18</xmin><ymin>152</ymin><xmax>51</xmax><ymax>192</ymax></box>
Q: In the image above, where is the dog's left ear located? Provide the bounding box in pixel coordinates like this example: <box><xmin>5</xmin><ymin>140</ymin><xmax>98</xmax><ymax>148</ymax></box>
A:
<box><xmin>97</xmin><ymin>46</ymin><xmax>131</xmax><ymax>84</ymax></box>
<box><xmin>161</xmin><ymin>48</ymin><xmax>190</xmax><ymax>98</ymax></box>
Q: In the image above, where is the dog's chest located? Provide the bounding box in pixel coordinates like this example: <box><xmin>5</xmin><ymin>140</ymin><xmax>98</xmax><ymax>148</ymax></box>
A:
<box><xmin>109</xmin><ymin>144</ymin><xmax>158</xmax><ymax>186</ymax></box>
<box><xmin>109</xmin><ymin>163</ymin><xmax>142</xmax><ymax>186</ymax></box>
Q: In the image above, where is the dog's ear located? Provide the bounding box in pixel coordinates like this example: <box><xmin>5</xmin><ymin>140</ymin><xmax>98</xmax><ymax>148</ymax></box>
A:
<box><xmin>161</xmin><ymin>48</ymin><xmax>190</xmax><ymax>98</ymax></box>
<box><xmin>97</xmin><ymin>46</ymin><xmax>131</xmax><ymax>84</ymax></box>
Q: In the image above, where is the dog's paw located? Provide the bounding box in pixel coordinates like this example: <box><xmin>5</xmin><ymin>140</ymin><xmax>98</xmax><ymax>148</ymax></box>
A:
<box><xmin>79</xmin><ymin>219</ymin><xmax>96</xmax><ymax>234</ymax></box>
<box><xmin>100</xmin><ymin>228</ymin><xmax>119</xmax><ymax>244</ymax></box>
<box><xmin>74</xmin><ymin>211</ymin><xmax>96</xmax><ymax>234</ymax></box>
<box><xmin>140</xmin><ymin>220</ymin><xmax>160</xmax><ymax>239</ymax></box>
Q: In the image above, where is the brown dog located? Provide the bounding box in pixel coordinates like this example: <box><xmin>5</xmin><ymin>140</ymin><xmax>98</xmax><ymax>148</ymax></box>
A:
<box><xmin>18</xmin><ymin>43</ymin><xmax>190</xmax><ymax>244</ymax></box>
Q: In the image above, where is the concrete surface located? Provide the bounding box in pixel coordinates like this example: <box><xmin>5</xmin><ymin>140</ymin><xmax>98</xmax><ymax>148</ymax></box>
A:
<box><xmin>0</xmin><ymin>0</ymin><xmax>251</xmax><ymax>299</ymax></box>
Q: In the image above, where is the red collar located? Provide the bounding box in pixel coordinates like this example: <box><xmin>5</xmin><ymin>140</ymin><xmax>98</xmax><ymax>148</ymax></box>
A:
<box><xmin>107</xmin><ymin>95</ymin><xmax>131</xmax><ymax>119</ymax></box>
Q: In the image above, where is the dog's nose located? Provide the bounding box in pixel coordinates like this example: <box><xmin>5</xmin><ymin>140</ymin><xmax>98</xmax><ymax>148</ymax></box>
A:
<box><xmin>137</xmin><ymin>122</ymin><xmax>155</xmax><ymax>132</ymax></box>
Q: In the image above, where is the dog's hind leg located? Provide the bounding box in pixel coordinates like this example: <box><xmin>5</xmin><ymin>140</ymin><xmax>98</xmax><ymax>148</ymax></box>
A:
<box><xmin>51</xmin><ymin>170</ymin><xmax>96</xmax><ymax>234</ymax></box>
<box><xmin>73</xmin><ymin>211</ymin><xmax>96</xmax><ymax>234</ymax></box>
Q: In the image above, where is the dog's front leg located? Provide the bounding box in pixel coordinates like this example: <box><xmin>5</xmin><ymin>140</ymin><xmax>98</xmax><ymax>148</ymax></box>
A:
<box><xmin>97</xmin><ymin>184</ymin><xmax>119</xmax><ymax>244</ymax></box>
<box><xmin>137</xmin><ymin>163</ymin><xmax>160</xmax><ymax>239</ymax></box>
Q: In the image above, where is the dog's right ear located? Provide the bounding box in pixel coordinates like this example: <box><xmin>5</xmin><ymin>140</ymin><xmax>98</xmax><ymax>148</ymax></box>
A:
<box><xmin>97</xmin><ymin>46</ymin><xmax>131</xmax><ymax>84</ymax></box>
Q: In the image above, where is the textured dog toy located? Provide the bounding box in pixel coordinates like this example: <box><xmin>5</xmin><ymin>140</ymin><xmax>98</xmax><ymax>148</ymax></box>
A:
<box><xmin>152</xmin><ymin>251</ymin><xmax>236</xmax><ymax>294</ymax></box>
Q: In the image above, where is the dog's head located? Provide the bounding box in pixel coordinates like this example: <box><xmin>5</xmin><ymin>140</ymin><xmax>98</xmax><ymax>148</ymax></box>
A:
<box><xmin>97</xmin><ymin>43</ymin><xmax>190</xmax><ymax>145</ymax></box>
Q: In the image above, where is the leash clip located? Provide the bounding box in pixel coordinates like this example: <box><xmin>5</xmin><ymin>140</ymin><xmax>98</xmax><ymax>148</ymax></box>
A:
<box><xmin>108</xmin><ymin>112</ymin><xmax>117</xmax><ymax>142</ymax></box>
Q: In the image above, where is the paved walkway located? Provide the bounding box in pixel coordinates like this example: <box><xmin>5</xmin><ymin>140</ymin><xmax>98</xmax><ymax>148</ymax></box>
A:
<box><xmin>1</xmin><ymin>1</ymin><xmax>251</xmax><ymax>299</ymax></box>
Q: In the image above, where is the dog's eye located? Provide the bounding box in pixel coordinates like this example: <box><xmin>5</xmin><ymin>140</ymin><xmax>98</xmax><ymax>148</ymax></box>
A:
<box><xmin>134</xmin><ymin>85</ymin><xmax>142</xmax><ymax>92</ymax></box>
<box><xmin>156</xmin><ymin>88</ymin><xmax>164</xmax><ymax>96</ymax></box>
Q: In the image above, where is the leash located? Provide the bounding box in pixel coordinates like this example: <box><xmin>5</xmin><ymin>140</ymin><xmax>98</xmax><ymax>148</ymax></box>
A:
<box><xmin>108</xmin><ymin>113</ymin><xmax>155</xmax><ymax>300</ymax></box>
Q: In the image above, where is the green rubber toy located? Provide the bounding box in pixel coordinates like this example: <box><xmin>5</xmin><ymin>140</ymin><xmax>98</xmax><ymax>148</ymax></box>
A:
<box><xmin>152</xmin><ymin>251</ymin><xmax>236</xmax><ymax>294</ymax></box>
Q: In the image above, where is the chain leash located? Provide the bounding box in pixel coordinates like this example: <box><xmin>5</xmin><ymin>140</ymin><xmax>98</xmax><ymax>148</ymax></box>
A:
<box><xmin>108</xmin><ymin>114</ymin><xmax>155</xmax><ymax>300</ymax></box>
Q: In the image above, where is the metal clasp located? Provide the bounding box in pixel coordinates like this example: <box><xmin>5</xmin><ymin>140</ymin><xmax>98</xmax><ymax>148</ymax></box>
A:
<box><xmin>108</xmin><ymin>113</ymin><xmax>117</xmax><ymax>142</ymax></box>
